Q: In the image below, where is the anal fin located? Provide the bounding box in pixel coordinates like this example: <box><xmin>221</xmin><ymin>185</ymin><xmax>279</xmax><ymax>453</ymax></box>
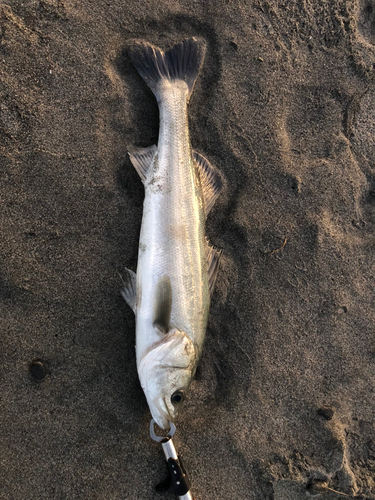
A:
<box><xmin>193</xmin><ymin>151</ymin><xmax>222</xmax><ymax>216</ymax></box>
<box><xmin>120</xmin><ymin>267</ymin><xmax>137</xmax><ymax>312</ymax></box>
<box><xmin>128</xmin><ymin>144</ymin><xmax>157</xmax><ymax>183</ymax></box>
<box><xmin>205</xmin><ymin>238</ymin><xmax>222</xmax><ymax>297</ymax></box>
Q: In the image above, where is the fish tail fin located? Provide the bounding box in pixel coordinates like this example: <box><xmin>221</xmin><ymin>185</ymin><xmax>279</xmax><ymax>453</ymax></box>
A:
<box><xmin>127</xmin><ymin>37</ymin><xmax>206</xmax><ymax>100</ymax></box>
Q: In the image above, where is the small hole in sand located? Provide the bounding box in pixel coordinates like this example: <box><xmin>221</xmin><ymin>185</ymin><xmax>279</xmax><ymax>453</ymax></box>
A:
<box><xmin>317</xmin><ymin>406</ymin><xmax>335</xmax><ymax>420</ymax></box>
<box><xmin>29</xmin><ymin>360</ymin><xmax>47</xmax><ymax>381</ymax></box>
<box><xmin>289</xmin><ymin>177</ymin><xmax>300</xmax><ymax>192</ymax></box>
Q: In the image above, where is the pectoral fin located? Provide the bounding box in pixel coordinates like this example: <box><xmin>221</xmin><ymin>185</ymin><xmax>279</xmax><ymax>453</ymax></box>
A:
<box><xmin>153</xmin><ymin>275</ymin><xmax>172</xmax><ymax>334</ymax></box>
<box><xmin>128</xmin><ymin>144</ymin><xmax>157</xmax><ymax>183</ymax></box>
<box><xmin>120</xmin><ymin>267</ymin><xmax>137</xmax><ymax>312</ymax></box>
<box><xmin>206</xmin><ymin>238</ymin><xmax>222</xmax><ymax>296</ymax></box>
<box><xmin>193</xmin><ymin>151</ymin><xmax>222</xmax><ymax>216</ymax></box>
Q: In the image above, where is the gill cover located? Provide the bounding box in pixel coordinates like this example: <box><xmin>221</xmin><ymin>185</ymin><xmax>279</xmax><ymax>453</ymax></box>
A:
<box><xmin>138</xmin><ymin>330</ymin><xmax>197</xmax><ymax>429</ymax></box>
<box><xmin>139</xmin><ymin>329</ymin><xmax>196</xmax><ymax>373</ymax></box>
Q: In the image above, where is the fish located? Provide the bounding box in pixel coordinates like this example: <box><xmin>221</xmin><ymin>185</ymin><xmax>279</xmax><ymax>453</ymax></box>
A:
<box><xmin>121</xmin><ymin>37</ymin><xmax>222</xmax><ymax>430</ymax></box>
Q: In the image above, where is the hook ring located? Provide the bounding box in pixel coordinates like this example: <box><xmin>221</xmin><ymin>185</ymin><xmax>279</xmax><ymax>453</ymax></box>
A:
<box><xmin>150</xmin><ymin>419</ymin><xmax>176</xmax><ymax>442</ymax></box>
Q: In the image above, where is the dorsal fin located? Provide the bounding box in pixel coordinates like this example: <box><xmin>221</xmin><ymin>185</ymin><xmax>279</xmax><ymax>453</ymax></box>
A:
<box><xmin>205</xmin><ymin>238</ymin><xmax>222</xmax><ymax>296</ymax></box>
<box><xmin>120</xmin><ymin>267</ymin><xmax>137</xmax><ymax>312</ymax></box>
<box><xmin>193</xmin><ymin>151</ymin><xmax>222</xmax><ymax>216</ymax></box>
<box><xmin>153</xmin><ymin>275</ymin><xmax>172</xmax><ymax>334</ymax></box>
<box><xmin>128</xmin><ymin>145</ymin><xmax>157</xmax><ymax>183</ymax></box>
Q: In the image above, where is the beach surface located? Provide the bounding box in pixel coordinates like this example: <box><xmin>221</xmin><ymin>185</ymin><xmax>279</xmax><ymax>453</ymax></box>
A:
<box><xmin>0</xmin><ymin>1</ymin><xmax>374</xmax><ymax>498</ymax></box>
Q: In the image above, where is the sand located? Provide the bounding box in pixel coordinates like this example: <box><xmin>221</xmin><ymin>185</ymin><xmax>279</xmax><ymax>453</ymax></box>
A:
<box><xmin>0</xmin><ymin>0</ymin><xmax>374</xmax><ymax>499</ymax></box>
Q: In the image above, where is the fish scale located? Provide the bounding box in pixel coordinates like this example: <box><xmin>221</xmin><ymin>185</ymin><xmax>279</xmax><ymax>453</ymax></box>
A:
<box><xmin>122</xmin><ymin>37</ymin><xmax>222</xmax><ymax>430</ymax></box>
<box><xmin>138</xmin><ymin>83</ymin><xmax>208</xmax><ymax>352</ymax></box>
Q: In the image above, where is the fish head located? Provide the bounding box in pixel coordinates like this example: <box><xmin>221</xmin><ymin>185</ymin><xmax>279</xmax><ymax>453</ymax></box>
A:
<box><xmin>138</xmin><ymin>329</ymin><xmax>197</xmax><ymax>430</ymax></box>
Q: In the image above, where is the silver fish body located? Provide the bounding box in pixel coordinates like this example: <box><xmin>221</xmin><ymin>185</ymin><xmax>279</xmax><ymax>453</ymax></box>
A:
<box><xmin>122</xmin><ymin>38</ymin><xmax>222</xmax><ymax>429</ymax></box>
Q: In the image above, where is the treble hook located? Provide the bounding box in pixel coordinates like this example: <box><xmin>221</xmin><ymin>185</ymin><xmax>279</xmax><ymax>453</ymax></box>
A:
<box><xmin>150</xmin><ymin>419</ymin><xmax>195</xmax><ymax>500</ymax></box>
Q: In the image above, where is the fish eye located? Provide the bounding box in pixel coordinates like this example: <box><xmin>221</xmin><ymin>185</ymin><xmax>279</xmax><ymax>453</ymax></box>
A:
<box><xmin>171</xmin><ymin>390</ymin><xmax>185</xmax><ymax>405</ymax></box>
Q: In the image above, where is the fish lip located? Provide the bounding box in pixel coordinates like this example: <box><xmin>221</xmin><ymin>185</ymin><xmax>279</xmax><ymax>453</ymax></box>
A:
<box><xmin>163</xmin><ymin>396</ymin><xmax>176</xmax><ymax>421</ymax></box>
<box><xmin>150</xmin><ymin>397</ymin><xmax>173</xmax><ymax>430</ymax></box>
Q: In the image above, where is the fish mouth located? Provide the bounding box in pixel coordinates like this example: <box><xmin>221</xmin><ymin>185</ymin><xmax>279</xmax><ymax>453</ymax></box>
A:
<box><xmin>149</xmin><ymin>397</ymin><xmax>174</xmax><ymax>431</ymax></box>
<box><xmin>164</xmin><ymin>396</ymin><xmax>177</xmax><ymax>421</ymax></box>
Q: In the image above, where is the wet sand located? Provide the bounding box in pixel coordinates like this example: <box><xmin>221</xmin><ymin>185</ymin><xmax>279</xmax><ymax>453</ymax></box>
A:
<box><xmin>0</xmin><ymin>1</ymin><xmax>374</xmax><ymax>498</ymax></box>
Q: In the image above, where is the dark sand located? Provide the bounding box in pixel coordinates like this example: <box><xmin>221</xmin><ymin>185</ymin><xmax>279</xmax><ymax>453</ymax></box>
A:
<box><xmin>1</xmin><ymin>1</ymin><xmax>374</xmax><ymax>499</ymax></box>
